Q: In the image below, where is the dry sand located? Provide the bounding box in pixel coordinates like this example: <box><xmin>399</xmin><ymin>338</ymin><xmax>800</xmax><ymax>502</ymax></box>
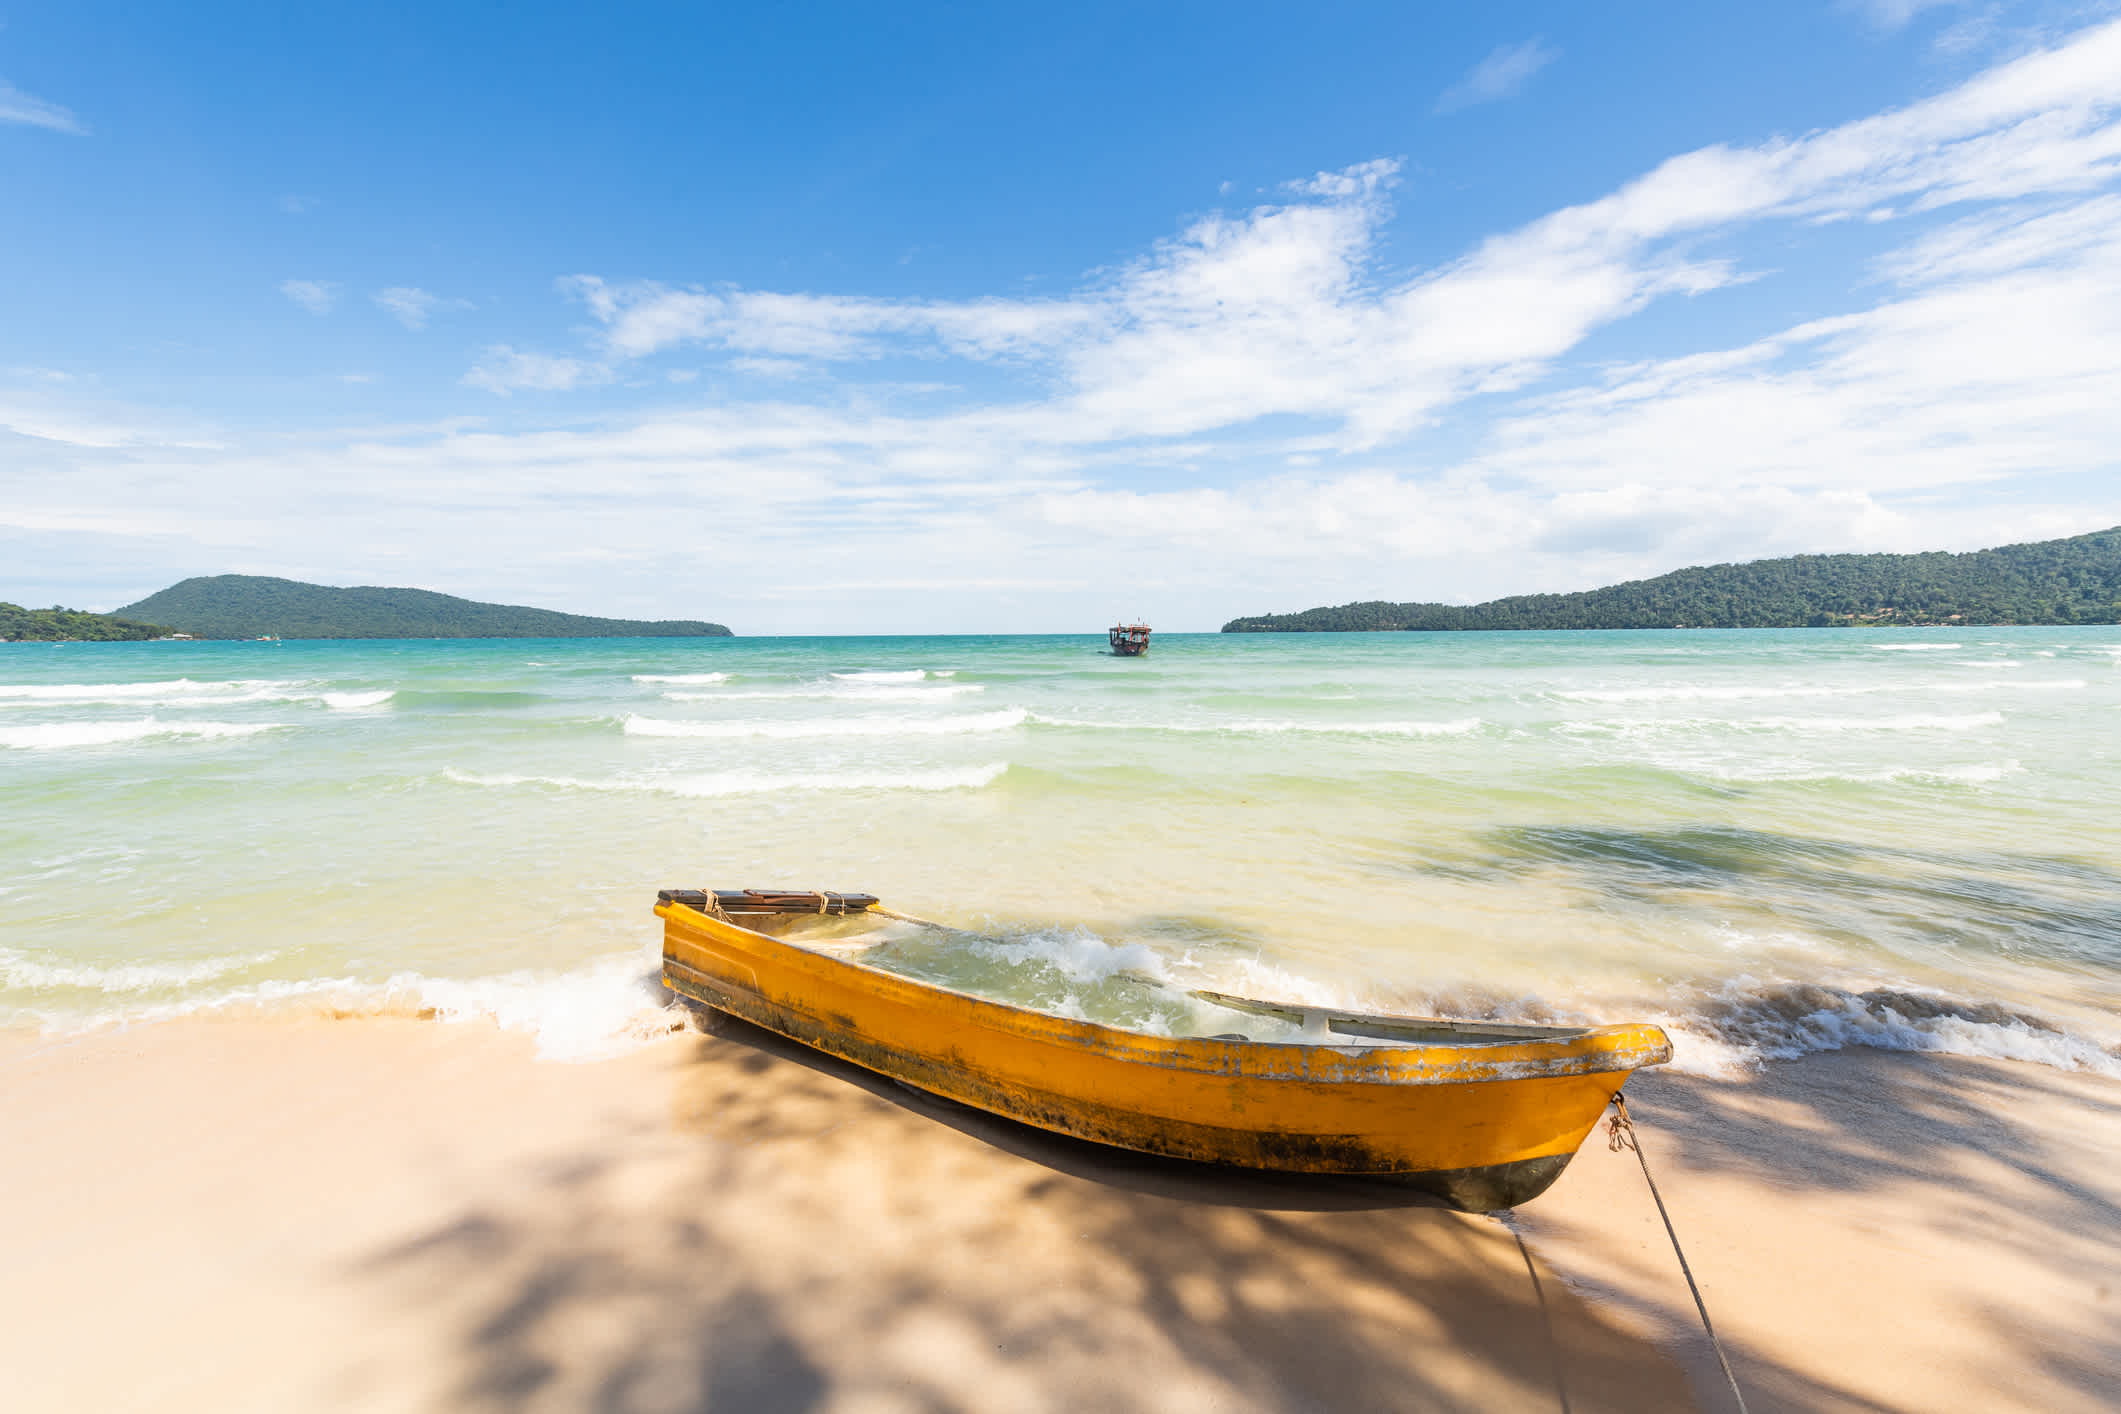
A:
<box><xmin>1</xmin><ymin>1014</ymin><xmax>2115</xmax><ymax>1413</ymax></box>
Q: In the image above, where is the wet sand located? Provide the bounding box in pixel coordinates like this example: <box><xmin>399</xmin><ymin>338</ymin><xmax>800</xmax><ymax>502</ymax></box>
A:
<box><xmin>1</xmin><ymin>1016</ymin><xmax>2115</xmax><ymax>1412</ymax></box>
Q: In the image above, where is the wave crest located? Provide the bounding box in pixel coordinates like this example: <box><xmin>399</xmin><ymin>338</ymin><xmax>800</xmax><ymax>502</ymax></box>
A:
<box><xmin>623</xmin><ymin>708</ymin><xmax>1025</xmax><ymax>739</ymax></box>
<box><xmin>0</xmin><ymin>719</ymin><xmax>284</xmax><ymax>750</ymax></box>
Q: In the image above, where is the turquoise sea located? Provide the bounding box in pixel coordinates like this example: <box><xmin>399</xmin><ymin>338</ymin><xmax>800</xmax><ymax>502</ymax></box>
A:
<box><xmin>3</xmin><ymin>629</ymin><xmax>2117</xmax><ymax>1072</ymax></box>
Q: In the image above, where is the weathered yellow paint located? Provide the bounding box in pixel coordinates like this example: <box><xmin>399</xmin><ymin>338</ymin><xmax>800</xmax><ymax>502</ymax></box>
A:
<box><xmin>658</xmin><ymin>900</ymin><xmax>1672</xmax><ymax>1206</ymax></box>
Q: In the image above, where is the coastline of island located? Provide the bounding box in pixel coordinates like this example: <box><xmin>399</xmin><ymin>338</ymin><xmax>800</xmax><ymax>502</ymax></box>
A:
<box><xmin>1223</xmin><ymin>526</ymin><xmax>2121</xmax><ymax>633</ymax></box>
<box><xmin>2</xmin><ymin>574</ymin><xmax>732</xmax><ymax>641</ymax></box>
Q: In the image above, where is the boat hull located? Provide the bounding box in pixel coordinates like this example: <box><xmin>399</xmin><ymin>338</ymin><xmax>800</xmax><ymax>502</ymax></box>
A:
<box><xmin>658</xmin><ymin>903</ymin><xmax>1670</xmax><ymax>1209</ymax></box>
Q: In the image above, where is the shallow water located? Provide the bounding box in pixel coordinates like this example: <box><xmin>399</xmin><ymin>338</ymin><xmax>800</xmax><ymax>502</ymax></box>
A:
<box><xmin>3</xmin><ymin>628</ymin><xmax>2116</xmax><ymax>1071</ymax></box>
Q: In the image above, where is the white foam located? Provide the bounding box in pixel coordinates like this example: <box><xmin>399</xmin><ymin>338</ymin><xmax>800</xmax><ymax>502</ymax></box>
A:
<box><xmin>1558</xmin><ymin>684</ymin><xmax>1869</xmax><ymax>704</ymax></box>
<box><xmin>972</xmin><ymin>927</ymin><xmax>1173</xmax><ymax>987</ymax></box>
<box><xmin>1557</xmin><ymin>678</ymin><xmax>2082</xmax><ymax>703</ymax></box>
<box><xmin>623</xmin><ymin>708</ymin><xmax>1026</xmax><ymax>739</ymax></box>
<box><xmin>663</xmin><ymin>684</ymin><xmax>984</xmax><ymax>702</ymax></box>
<box><xmin>20</xmin><ymin>951</ymin><xmax>690</xmax><ymax>1062</ymax></box>
<box><xmin>387</xmin><ymin>952</ymin><xmax>687</xmax><ymax>1060</ymax></box>
<box><xmin>444</xmin><ymin>762</ymin><xmax>1010</xmax><ymax>796</ymax></box>
<box><xmin>0</xmin><ymin>678</ymin><xmax>305</xmax><ymax>706</ymax></box>
<box><xmin>1029</xmin><ymin>714</ymin><xmax>1481</xmax><ymax>737</ymax></box>
<box><xmin>632</xmin><ymin>672</ymin><xmax>730</xmax><ymax>684</ymax></box>
<box><xmin>1749</xmin><ymin>711</ymin><xmax>2005</xmax><ymax>733</ymax></box>
<box><xmin>1952</xmin><ymin>660</ymin><xmax>2021</xmax><ymax>668</ymax></box>
<box><xmin>322</xmin><ymin>690</ymin><xmax>394</xmax><ymax>709</ymax></box>
<box><xmin>830</xmin><ymin>670</ymin><xmax>929</xmax><ymax>683</ymax></box>
<box><xmin>1</xmin><ymin>948</ymin><xmax>273</xmax><ymax>994</ymax></box>
<box><xmin>1667</xmin><ymin>981</ymin><xmax>2121</xmax><ymax>1078</ymax></box>
<box><xmin>1703</xmin><ymin>760</ymin><xmax>2017</xmax><ymax>786</ymax></box>
<box><xmin>1868</xmin><ymin>643</ymin><xmax>1962</xmax><ymax>651</ymax></box>
<box><xmin>0</xmin><ymin>719</ymin><xmax>284</xmax><ymax>750</ymax></box>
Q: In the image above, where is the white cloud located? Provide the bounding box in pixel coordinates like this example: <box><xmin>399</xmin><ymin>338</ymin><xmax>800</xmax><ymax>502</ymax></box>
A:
<box><xmin>1434</xmin><ymin>39</ymin><xmax>1560</xmax><ymax>114</ymax></box>
<box><xmin>560</xmin><ymin>274</ymin><xmax>1099</xmax><ymax>363</ymax></box>
<box><xmin>14</xmin><ymin>19</ymin><xmax>2121</xmax><ymax>629</ymax></box>
<box><xmin>462</xmin><ymin>346</ymin><xmax>608</xmax><ymax>395</ymax></box>
<box><xmin>532</xmin><ymin>17</ymin><xmax>2121</xmax><ymax>451</ymax></box>
<box><xmin>280</xmin><ymin>280</ymin><xmax>337</xmax><ymax>315</ymax></box>
<box><xmin>373</xmin><ymin>286</ymin><xmax>471</xmax><ymax>330</ymax></box>
<box><xmin>0</xmin><ymin>80</ymin><xmax>85</xmax><ymax>134</ymax></box>
<box><xmin>279</xmin><ymin>194</ymin><xmax>319</xmax><ymax>215</ymax></box>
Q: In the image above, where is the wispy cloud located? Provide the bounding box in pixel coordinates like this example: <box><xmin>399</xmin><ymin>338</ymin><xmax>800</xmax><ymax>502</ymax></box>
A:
<box><xmin>373</xmin><ymin>286</ymin><xmax>471</xmax><ymax>330</ymax></box>
<box><xmin>19</xmin><ymin>18</ymin><xmax>2121</xmax><ymax>629</ymax></box>
<box><xmin>0</xmin><ymin>80</ymin><xmax>86</xmax><ymax>135</ymax></box>
<box><xmin>278</xmin><ymin>194</ymin><xmax>320</xmax><ymax>215</ymax></box>
<box><xmin>462</xmin><ymin>346</ymin><xmax>608</xmax><ymax>395</ymax></box>
<box><xmin>1434</xmin><ymin>38</ymin><xmax>1559</xmax><ymax>114</ymax></box>
<box><xmin>279</xmin><ymin>280</ymin><xmax>338</xmax><ymax>315</ymax></box>
<box><xmin>1845</xmin><ymin>0</ymin><xmax>1967</xmax><ymax>32</ymax></box>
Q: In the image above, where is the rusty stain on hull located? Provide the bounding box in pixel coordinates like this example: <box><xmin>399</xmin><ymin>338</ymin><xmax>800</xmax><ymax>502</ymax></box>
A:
<box><xmin>658</xmin><ymin>901</ymin><xmax>1673</xmax><ymax>1210</ymax></box>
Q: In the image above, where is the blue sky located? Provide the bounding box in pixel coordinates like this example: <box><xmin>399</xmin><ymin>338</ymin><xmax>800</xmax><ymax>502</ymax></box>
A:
<box><xmin>5</xmin><ymin>1</ymin><xmax>2120</xmax><ymax>632</ymax></box>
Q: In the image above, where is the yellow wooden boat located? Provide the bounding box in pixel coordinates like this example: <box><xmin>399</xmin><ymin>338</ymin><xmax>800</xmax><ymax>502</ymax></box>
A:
<box><xmin>656</xmin><ymin>889</ymin><xmax>1673</xmax><ymax>1210</ymax></box>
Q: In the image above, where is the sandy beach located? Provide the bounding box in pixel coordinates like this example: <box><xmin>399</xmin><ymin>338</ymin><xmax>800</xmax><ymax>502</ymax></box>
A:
<box><xmin>2</xmin><ymin>1015</ymin><xmax>2114</xmax><ymax>1413</ymax></box>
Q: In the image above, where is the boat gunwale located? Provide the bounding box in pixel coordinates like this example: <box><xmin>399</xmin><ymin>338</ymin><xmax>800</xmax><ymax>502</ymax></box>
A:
<box><xmin>657</xmin><ymin>902</ymin><xmax>1673</xmax><ymax>1084</ymax></box>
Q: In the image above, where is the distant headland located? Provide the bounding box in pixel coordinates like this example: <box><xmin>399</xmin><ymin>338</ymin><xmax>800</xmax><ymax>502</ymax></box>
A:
<box><xmin>1222</xmin><ymin>527</ymin><xmax>2121</xmax><ymax>633</ymax></box>
<box><xmin>2</xmin><ymin>575</ymin><xmax>732</xmax><ymax>641</ymax></box>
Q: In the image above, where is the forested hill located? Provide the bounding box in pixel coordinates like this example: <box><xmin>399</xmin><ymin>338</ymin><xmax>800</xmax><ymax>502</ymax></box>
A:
<box><xmin>1</xmin><ymin>603</ymin><xmax>172</xmax><ymax>641</ymax></box>
<box><xmin>119</xmin><ymin>576</ymin><xmax>733</xmax><ymax>639</ymax></box>
<box><xmin>1222</xmin><ymin>527</ymin><xmax>2121</xmax><ymax>633</ymax></box>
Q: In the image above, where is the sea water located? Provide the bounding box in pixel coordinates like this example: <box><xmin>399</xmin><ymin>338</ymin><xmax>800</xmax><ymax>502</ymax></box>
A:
<box><xmin>2</xmin><ymin>629</ymin><xmax>2116</xmax><ymax>1072</ymax></box>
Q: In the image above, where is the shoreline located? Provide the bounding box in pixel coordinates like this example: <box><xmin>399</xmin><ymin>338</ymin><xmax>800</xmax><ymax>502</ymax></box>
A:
<box><xmin>4</xmin><ymin>1016</ymin><xmax>2115</xmax><ymax>1411</ymax></box>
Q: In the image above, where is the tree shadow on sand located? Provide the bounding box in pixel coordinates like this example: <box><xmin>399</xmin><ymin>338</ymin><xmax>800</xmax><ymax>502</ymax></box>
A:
<box><xmin>338</xmin><ymin>1007</ymin><xmax>2006</xmax><ymax>1413</ymax></box>
<box><xmin>1530</xmin><ymin>1053</ymin><xmax>2121</xmax><ymax>1413</ymax></box>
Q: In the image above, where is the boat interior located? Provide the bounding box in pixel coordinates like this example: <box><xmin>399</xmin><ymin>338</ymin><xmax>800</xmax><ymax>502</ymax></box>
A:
<box><xmin>660</xmin><ymin>888</ymin><xmax>1596</xmax><ymax>1047</ymax></box>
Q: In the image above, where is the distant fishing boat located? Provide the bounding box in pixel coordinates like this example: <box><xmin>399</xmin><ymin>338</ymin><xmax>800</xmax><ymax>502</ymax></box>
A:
<box><xmin>1108</xmin><ymin>622</ymin><xmax>1151</xmax><ymax>656</ymax></box>
<box><xmin>656</xmin><ymin>888</ymin><xmax>1673</xmax><ymax>1210</ymax></box>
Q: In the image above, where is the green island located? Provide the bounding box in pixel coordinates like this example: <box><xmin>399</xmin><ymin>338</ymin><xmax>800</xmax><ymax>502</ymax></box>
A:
<box><xmin>1</xmin><ymin>603</ymin><xmax>174</xmax><ymax>642</ymax></box>
<box><xmin>1222</xmin><ymin>526</ymin><xmax>2121</xmax><ymax>632</ymax></box>
<box><xmin>3</xmin><ymin>575</ymin><xmax>732</xmax><ymax>641</ymax></box>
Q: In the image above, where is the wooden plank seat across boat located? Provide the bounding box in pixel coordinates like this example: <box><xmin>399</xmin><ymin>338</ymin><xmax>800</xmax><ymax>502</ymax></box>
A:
<box><xmin>655</xmin><ymin>888</ymin><xmax>1673</xmax><ymax>1210</ymax></box>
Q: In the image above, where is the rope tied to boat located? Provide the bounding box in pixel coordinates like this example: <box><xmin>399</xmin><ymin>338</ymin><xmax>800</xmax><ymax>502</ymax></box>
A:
<box><xmin>1606</xmin><ymin>1094</ymin><xmax>1751</xmax><ymax>1414</ymax></box>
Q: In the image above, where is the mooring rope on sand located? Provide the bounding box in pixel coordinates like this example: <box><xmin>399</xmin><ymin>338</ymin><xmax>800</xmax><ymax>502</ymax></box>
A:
<box><xmin>1606</xmin><ymin>1093</ymin><xmax>1751</xmax><ymax>1414</ymax></box>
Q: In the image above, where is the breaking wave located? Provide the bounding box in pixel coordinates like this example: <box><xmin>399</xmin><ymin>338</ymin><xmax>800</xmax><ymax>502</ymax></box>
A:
<box><xmin>632</xmin><ymin>672</ymin><xmax>730</xmax><ymax>684</ymax></box>
<box><xmin>0</xmin><ymin>677</ymin><xmax>297</xmax><ymax>700</ymax></box>
<box><xmin>1666</xmin><ymin>980</ymin><xmax>2121</xmax><ymax>1078</ymax></box>
<box><xmin>1555</xmin><ymin>679</ymin><xmax>2083</xmax><ymax>703</ymax></box>
<box><xmin>1698</xmin><ymin>760</ymin><xmax>2017</xmax><ymax>787</ymax></box>
<box><xmin>8</xmin><ymin>950</ymin><xmax>688</xmax><ymax>1062</ymax></box>
<box><xmin>662</xmin><ymin>683</ymin><xmax>984</xmax><ymax>702</ymax></box>
<box><xmin>0</xmin><ymin>719</ymin><xmax>284</xmax><ymax>750</ymax></box>
<box><xmin>1562</xmin><ymin>712</ymin><xmax>2006</xmax><ymax>736</ymax></box>
<box><xmin>1027</xmin><ymin>714</ymin><xmax>1481</xmax><ymax>737</ymax></box>
<box><xmin>623</xmin><ymin>708</ymin><xmax>1026</xmax><ymax>739</ymax></box>
<box><xmin>0</xmin><ymin>948</ymin><xmax>275</xmax><ymax>994</ymax></box>
<box><xmin>443</xmin><ymin>762</ymin><xmax>1010</xmax><ymax>796</ymax></box>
